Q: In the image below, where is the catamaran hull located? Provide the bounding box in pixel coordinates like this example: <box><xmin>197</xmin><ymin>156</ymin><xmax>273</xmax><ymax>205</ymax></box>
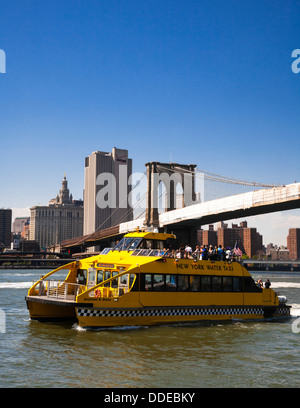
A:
<box><xmin>26</xmin><ymin>295</ymin><xmax>290</xmax><ymax>326</ymax></box>
<box><xmin>26</xmin><ymin>296</ymin><xmax>77</xmax><ymax>322</ymax></box>
<box><xmin>75</xmin><ymin>304</ymin><xmax>291</xmax><ymax>328</ymax></box>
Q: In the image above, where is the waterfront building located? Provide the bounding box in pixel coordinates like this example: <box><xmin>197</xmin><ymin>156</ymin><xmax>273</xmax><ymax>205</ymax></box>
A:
<box><xmin>198</xmin><ymin>221</ymin><xmax>263</xmax><ymax>258</ymax></box>
<box><xmin>197</xmin><ymin>225</ymin><xmax>217</xmax><ymax>247</ymax></box>
<box><xmin>287</xmin><ymin>228</ymin><xmax>300</xmax><ymax>260</ymax></box>
<box><xmin>30</xmin><ymin>175</ymin><xmax>83</xmax><ymax>250</ymax></box>
<box><xmin>83</xmin><ymin>148</ymin><xmax>133</xmax><ymax>236</ymax></box>
<box><xmin>0</xmin><ymin>209</ymin><xmax>12</xmax><ymax>250</ymax></box>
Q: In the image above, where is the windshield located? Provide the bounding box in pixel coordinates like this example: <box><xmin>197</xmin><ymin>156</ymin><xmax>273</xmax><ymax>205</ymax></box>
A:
<box><xmin>113</xmin><ymin>237</ymin><xmax>142</xmax><ymax>251</ymax></box>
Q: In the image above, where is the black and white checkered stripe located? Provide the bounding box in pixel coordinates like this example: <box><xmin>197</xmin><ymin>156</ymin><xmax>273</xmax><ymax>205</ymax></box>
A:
<box><xmin>77</xmin><ymin>306</ymin><xmax>264</xmax><ymax>318</ymax></box>
<box><xmin>275</xmin><ymin>306</ymin><xmax>290</xmax><ymax>315</ymax></box>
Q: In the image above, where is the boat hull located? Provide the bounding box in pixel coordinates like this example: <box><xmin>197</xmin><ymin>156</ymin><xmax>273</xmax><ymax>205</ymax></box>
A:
<box><xmin>26</xmin><ymin>296</ymin><xmax>77</xmax><ymax>322</ymax></box>
<box><xmin>76</xmin><ymin>304</ymin><xmax>291</xmax><ymax>328</ymax></box>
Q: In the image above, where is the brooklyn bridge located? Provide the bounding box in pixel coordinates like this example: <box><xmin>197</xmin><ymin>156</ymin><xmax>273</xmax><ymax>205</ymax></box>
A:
<box><xmin>61</xmin><ymin>161</ymin><xmax>300</xmax><ymax>254</ymax></box>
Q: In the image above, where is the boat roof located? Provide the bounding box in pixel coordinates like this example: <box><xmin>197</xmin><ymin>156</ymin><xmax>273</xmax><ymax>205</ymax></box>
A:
<box><xmin>124</xmin><ymin>231</ymin><xmax>176</xmax><ymax>241</ymax></box>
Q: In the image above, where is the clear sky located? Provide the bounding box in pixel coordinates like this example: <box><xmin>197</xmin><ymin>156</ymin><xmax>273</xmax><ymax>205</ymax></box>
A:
<box><xmin>1</xmin><ymin>0</ymin><xmax>300</xmax><ymax>245</ymax></box>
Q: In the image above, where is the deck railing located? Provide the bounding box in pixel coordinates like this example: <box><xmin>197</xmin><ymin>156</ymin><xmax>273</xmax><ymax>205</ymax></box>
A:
<box><xmin>33</xmin><ymin>280</ymin><xmax>85</xmax><ymax>300</ymax></box>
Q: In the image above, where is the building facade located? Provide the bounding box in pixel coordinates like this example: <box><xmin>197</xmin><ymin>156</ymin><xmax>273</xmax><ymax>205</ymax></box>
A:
<box><xmin>0</xmin><ymin>209</ymin><xmax>12</xmax><ymax>249</ymax></box>
<box><xmin>12</xmin><ymin>217</ymin><xmax>30</xmax><ymax>234</ymax></box>
<box><xmin>30</xmin><ymin>175</ymin><xmax>83</xmax><ymax>250</ymax></box>
<box><xmin>84</xmin><ymin>147</ymin><xmax>133</xmax><ymax>236</ymax></box>
<box><xmin>197</xmin><ymin>225</ymin><xmax>217</xmax><ymax>247</ymax></box>
<box><xmin>198</xmin><ymin>221</ymin><xmax>263</xmax><ymax>258</ymax></box>
<box><xmin>287</xmin><ymin>228</ymin><xmax>300</xmax><ymax>260</ymax></box>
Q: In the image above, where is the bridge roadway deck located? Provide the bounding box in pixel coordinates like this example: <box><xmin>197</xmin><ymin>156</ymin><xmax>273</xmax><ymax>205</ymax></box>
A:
<box><xmin>157</xmin><ymin>182</ymin><xmax>300</xmax><ymax>228</ymax></box>
<box><xmin>62</xmin><ymin>182</ymin><xmax>300</xmax><ymax>249</ymax></box>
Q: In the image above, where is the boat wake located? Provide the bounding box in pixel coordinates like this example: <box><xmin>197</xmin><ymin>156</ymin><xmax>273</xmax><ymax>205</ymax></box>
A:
<box><xmin>72</xmin><ymin>323</ymin><xmax>148</xmax><ymax>332</ymax></box>
<box><xmin>0</xmin><ymin>282</ymin><xmax>32</xmax><ymax>289</ymax></box>
<box><xmin>290</xmin><ymin>304</ymin><xmax>300</xmax><ymax>317</ymax></box>
<box><xmin>270</xmin><ymin>282</ymin><xmax>300</xmax><ymax>289</ymax></box>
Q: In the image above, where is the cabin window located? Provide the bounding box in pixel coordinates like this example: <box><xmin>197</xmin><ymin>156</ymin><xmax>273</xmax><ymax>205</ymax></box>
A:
<box><xmin>146</xmin><ymin>240</ymin><xmax>153</xmax><ymax>249</ymax></box>
<box><xmin>87</xmin><ymin>268</ymin><xmax>96</xmax><ymax>287</ymax></box>
<box><xmin>178</xmin><ymin>275</ymin><xmax>189</xmax><ymax>291</ymax></box>
<box><xmin>103</xmin><ymin>271</ymin><xmax>111</xmax><ymax>287</ymax></box>
<box><xmin>97</xmin><ymin>270</ymin><xmax>104</xmax><ymax>284</ymax></box>
<box><xmin>129</xmin><ymin>274</ymin><xmax>136</xmax><ymax>288</ymax></box>
<box><xmin>222</xmin><ymin>277</ymin><xmax>233</xmax><ymax>292</ymax></box>
<box><xmin>112</xmin><ymin>271</ymin><xmax>118</xmax><ymax>287</ymax></box>
<box><xmin>201</xmin><ymin>276</ymin><xmax>211</xmax><ymax>292</ymax></box>
<box><xmin>104</xmin><ymin>271</ymin><xmax>111</xmax><ymax>281</ymax></box>
<box><xmin>120</xmin><ymin>274</ymin><xmax>128</xmax><ymax>285</ymax></box>
<box><xmin>190</xmin><ymin>276</ymin><xmax>201</xmax><ymax>291</ymax></box>
<box><xmin>153</xmin><ymin>274</ymin><xmax>165</xmax><ymax>291</ymax></box>
<box><xmin>140</xmin><ymin>273</ymin><xmax>247</xmax><ymax>293</ymax></box>
<box><xmin>114</xmin><ymin>237</ymin><xmax>142</xmax><ymax>251</ymax></box>
<box><xmin>145</xmin><ymin>274</ymin><xmax>152</xmax><ymax>290</ymax></box>
<box><xmin>212</xmin><ymin>276</ymin><xmax>222</xmax><ymax>291</ymax></box>
<box><xmin>166</xmin><ymin>275</ymin><xmax>177</xmax><ymax>291</ymax></box>
<box><xmin>233</xmin><ymin>277</ymin><xmax>241</xmax><ymax>292</ymax></box>
<box><xmin>77</xmin><ymin>269</ymin><xmax>87</xmax><ymax>285</ymax></box>
<box><xmin>140</xmin><ymin>239</ymin><xmax>165</xmax><ymax>250</ymax></box>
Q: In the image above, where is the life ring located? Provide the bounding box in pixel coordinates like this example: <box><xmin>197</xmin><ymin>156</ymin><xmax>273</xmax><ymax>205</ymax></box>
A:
<box><xmin>94</xmin><ymin>289</ymin><xmax>101</xmax><ymax>297</ymax></box>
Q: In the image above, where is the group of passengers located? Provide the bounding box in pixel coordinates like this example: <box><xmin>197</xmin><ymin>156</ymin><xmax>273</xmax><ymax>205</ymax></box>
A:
<box><xmin>165</xmin><ymin>244</ymin><xmax>235</xmax><ymax>261</ymax></box>
<box><xmin>256</xmin><ymin>278</ymin><xmax>271</xmax><ymax>289</ymax></box>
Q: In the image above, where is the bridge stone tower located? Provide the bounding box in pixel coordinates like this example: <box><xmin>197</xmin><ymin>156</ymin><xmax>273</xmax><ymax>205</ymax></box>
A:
<box><xmin>144</xmin><ymin>162</ymin><xmax>197</xmax><ymax>227</ymax></box>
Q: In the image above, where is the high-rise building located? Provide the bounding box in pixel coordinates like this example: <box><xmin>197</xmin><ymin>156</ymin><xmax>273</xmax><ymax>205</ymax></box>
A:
<box><xmin>0</xmin><ymin>209</ymin><xmax>12</xmax><ymax>249</ymax></box>
<box><xmin>197</xmin><ymin>221</ymin><xmax>263</xmax><ymax>258</ymax></box>
<box><xmin>83</xmin><ymin>148</ymin><xmax>133</xmax><ymax>236</ymax></box>
<box><xmin>197</xmin><ymin>225</ymin><xmax>217</xmax><ymax>247</ymax></box>
<box><xmin>287</xmin><ymin>228</ymin><xmax>300</xmax><ymax>260</ymax></box>
<box><xmin>242</xmin><ymin>226</ymin><xmax>263</xmax><ymax>258</ymax></box>
<box><xmin>12</xmin><ymin>217</ymin><xmax>30</xmax><ymax>234</ymax></box>
<box><xmin>30</xmin><ymin>175</ymin><xmax>83</xmax><ymax>249</ymax></box>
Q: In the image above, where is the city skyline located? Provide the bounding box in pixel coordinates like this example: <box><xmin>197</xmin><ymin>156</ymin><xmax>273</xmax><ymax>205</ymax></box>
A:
<box><xmin>1</xmin><ymin>1</ymin><xmax>300</xmax><ymax>246</ymax></box>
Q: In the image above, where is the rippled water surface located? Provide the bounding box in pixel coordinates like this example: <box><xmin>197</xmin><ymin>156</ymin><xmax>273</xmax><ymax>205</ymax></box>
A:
<box><xmin>1</xmin><ymin>269</ymin><xmax>300</xmax><ymax>388</ymax></box>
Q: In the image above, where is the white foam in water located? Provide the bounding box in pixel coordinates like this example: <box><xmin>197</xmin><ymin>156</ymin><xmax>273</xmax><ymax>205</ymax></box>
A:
<box><xmin>0</xmin><ymin>282</ymin><xmax>32</xmax><ymax>289</ymax></box>
<box><xmin>72</xmin><ymin>323</ymin><xmax>87</xmax><ymax>332</ymax></box>
<box><xmin>290</xmin><ymin>304</ymin><xmax>300</xmax><ymax>317</ymax></box>
<box><xmin>269</xmin><ymin>282</ymin><xmax>300</xmax><ymax>289</ymax></box>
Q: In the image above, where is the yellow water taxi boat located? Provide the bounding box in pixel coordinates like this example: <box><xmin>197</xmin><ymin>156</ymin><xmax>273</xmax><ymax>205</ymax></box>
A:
<box><xmin>26</xmin><ymin>230</ymin><xmax>290</xmax><ymax>328</ymax></box>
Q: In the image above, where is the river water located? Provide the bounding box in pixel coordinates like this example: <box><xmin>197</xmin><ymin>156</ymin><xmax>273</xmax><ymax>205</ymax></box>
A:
<box><xmin>0</xmin><ymin>269</ymin><xmax>300</xmax><ymax>388</ymax></box>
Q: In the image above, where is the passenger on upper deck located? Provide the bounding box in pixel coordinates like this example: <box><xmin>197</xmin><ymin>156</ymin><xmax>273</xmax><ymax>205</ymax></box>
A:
<box><xmin>217</xmin><ymin>245</ymin><xmax>224</xmax><ymax>261</ymax></box>
<box><xmin>257</xmin><ymin>279</ymin><xmax>263</xmax><ymax>289</ymax></box>
<box><xmin>201</xmin><ymin>245</ymin><xmax>208</xmax><ymax>260</ymax></box>
<box><xmin>193</xmin><ymin>246</ymin><xmax>200</xmax><ymax>260</ymax></box>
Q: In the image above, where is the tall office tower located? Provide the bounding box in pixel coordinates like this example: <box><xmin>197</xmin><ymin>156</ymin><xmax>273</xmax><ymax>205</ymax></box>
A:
<box><xmin>12</xmin><ymin>217</ymin><xmax>30</xmax><ymax>234</ymax></box>
<box><xmin>84</xmin><ymin>148</ymin><xmax>133</xmax><ymax>236</ymax></box>
<box><xmin>287</xmin><ymin>228</ymin><xmax>300</xmax><ymax>260</ymax></box>
<box><xmin>30</xmin><ymin>175</ymin><xmax>83</xmax><ymax>250</ymax></box>
<box><xmin>0</xmin><ymin>209</ymin><xmax>12</xmax><ymax>249</ymax></box>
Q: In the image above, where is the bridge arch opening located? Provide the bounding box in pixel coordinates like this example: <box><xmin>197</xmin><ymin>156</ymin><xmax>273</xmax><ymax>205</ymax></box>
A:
<box><xmin>144</xmin><ymin>162</ymin><xmax>196</xmax><ymax>227</ymax></box>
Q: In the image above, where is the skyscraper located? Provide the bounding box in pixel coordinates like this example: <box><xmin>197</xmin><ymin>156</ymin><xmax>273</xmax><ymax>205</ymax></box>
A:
<box><xmin>287</xmin><ymin>228</ymin><xmax>300</xmax><ymax>260</ymax></box>
<box><xmin>0</xmin><ymin>209</ymin><xmax>12</xmax><ymax>249</ymax></box>
<box><xmin>83</xmin><ymin>148</ymin><xmax>133</xmax><ymax>236</ymax></box>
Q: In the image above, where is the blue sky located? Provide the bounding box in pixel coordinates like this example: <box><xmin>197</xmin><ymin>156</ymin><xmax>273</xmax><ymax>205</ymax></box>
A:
<box><xmin>1</xmin><ymin>0</ymin><xmax>300</xmax><ymax>244</ymax></box>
